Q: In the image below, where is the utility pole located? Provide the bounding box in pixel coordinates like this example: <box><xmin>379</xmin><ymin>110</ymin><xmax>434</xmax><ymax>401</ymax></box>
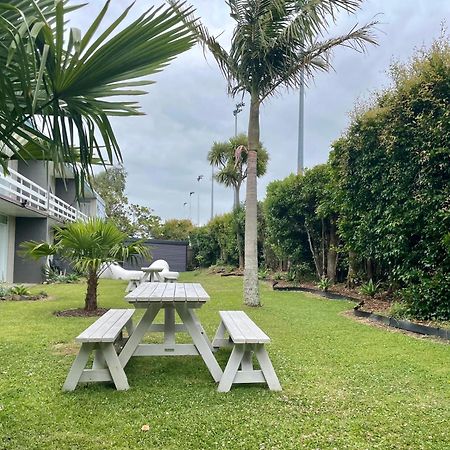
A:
<box><xmin>297</xmin><ymin>68</ymin><xmax>305</xmax><ymax>174</ymax></box>
<box><xmin>189</xmin><ymin>191</ymin><xmax>194</xmax><ymax>221</ymax></box>
<box><xmin>197</xmin><ymin>175</ymin><xmax>204</xmax><ymax>226</ymax></box>
<box><xmin>210</xmin><ymin>165</ymin><xmax>214</xmax><ymax>221</ymax></box>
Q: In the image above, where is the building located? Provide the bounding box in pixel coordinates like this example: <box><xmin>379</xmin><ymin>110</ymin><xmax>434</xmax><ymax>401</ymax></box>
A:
<box><xmin>0</xmin><ymin>160</ymin><xmax>105</xmax><ymax>283</ymax></box>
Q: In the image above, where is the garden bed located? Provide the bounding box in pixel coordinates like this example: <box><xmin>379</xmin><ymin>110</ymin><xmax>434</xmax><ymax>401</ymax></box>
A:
<box><xmin>0</xmin><ymin>292</ymin><xmax>48</xmax><ymax>302</ymax></box>
<box><xmin>272</xmin><ymin>281</ymin><xmax>449</xmax><ymax>339</ymax></box>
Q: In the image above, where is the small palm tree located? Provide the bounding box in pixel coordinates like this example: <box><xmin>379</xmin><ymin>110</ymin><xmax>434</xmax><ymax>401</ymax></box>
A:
<box><xmin>208</xmin><ymin>134</ymin><xmax>268</xmax><ymax>209</ymax></box>
<box><xmin>169</xmin><ymin>0</ymin><xmax>377</xmax><ymax>306</ymax></box>
<box><xmin>22</xmin><ymin>218</ymin><xmax>148</xmax><ymax>311</ymax></box>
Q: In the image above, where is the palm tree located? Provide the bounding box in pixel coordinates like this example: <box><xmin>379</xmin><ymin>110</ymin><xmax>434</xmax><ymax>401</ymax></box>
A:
<box><xmin>22</xmin><ymin>218</ymin><xmax>148</xmax><ymax>311</ymax></box>
<box><xmin>209</xmin><ymin>133</ymin><xmax>268</xmax><ymax>268</ymax></box>
<box><xmin>0</xmin><ymin>1</ymin><xmax>194</xmax><ymax>188</ymax></box>
<box><xmin>169</xmin><ymin>0</ymin><xmax>377</xmax><ymax>306</ymax></box>
<box><xmin>208</xmin><ymin>133</ymin><xmax>268</xmax><ymax>209</ymax></box>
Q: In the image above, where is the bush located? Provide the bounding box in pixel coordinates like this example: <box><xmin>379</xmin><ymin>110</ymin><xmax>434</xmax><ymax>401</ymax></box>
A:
<box><xmin>360</xmin><ymin>279</ymin><xmax>380</xmax><ymax>298</ymax></box>
<box><xmin>258</xmin><ymin>267</ymin><xmax>269</xmax><ymax>280</ymax></box>
<box><xmin>401</xmin><ymin>272</ymin><xmax>450</xmax><ymax>320</ymax></box>
<box><xmin>0</xmin><ymin>285</ymin><xmax>11</xmax><ymax>297</ymax></box>
<box><xmin>317</xmin><ymin>277</ymin><xmax>332</xmax><ymax>292</ymax></box>
<box><xmin>44</xmin><ymin>265</ymin><xmax>81</xmax><ymax>284</ymax></box>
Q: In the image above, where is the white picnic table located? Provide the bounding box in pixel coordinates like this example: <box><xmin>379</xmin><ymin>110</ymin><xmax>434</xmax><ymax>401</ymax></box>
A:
<box><xmin>140</xmin><ymin>266</ymin><xmax>164</xmax><ymax>282</ymax></box>
<box><xmin>121</xmin><ymin>282</ymin><xmax>223</xmax><ymax>382</ymax></box>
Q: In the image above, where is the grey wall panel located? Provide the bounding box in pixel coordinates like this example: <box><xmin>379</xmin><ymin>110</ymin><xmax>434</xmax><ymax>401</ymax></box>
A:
<box><xmin>123</xmin><ymin>240</ymin><xmax>188</xmax><ymax>272</ymax></box>
<box><xmin>13</xmin><ymin>217</ymin><xmax>47</xmax><ymax>283</ymax></box>
<box><xmin>55</xmin><ymin>179</ymin><xmax>77</xmax><ymax>208</ymax></box>
<box><xmin>17</xmin><ymin>161</ymin><xmax>48</xmax><ymax>188</ymax></box>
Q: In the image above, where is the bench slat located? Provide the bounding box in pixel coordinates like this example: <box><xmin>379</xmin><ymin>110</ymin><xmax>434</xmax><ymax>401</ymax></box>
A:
<box><xmin>219</xmin><ymin>311</ymin><xmax>270</xmax><ymax>344</ymax></box>
<box><xmin>76</xmin><ymin>309</ymin><xmax>134</xmax><ymax>343</ymax></box>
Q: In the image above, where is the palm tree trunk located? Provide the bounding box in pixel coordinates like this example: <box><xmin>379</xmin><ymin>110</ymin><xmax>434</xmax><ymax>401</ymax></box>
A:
<box><xmin>85</xmin><ymin>268</ymin><xmax>99</xmax><ymax>311</ymax></box>
<box><xmin>234</xmin><ymin>182</ymin><xmax>244</xmax><ymax>269</ymax></box>
<box><xmin>244</xmin><ymin>96</ymin><xmax>260</xmax><ymax>306</ymax></box>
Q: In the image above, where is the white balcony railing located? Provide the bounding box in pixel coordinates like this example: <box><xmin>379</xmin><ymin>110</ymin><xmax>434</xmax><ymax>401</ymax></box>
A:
<box><xmin>0</xmin><ymin>167</ymin><xmax>88</xmax><ymax>222</ymax></box>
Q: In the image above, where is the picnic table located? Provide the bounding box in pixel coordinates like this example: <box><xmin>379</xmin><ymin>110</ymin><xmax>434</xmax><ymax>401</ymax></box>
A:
<box><xmin>121</xmin><ymin>282</ymin><xmax>223</xmax><ymax>382</ymax></box>
<box><xmin>140</xmin><ymin>266</ymin><xmax>164</xmax><ymax>282</ymax></box>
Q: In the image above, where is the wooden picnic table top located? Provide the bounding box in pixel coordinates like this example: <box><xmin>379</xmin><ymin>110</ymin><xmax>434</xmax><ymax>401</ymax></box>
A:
<box><xmin>141</xmin><ymin>266</ymin><xmax>164</xmax><ymax>272</ymax></box>
<box><xmin>125</xmin><ymin>282</ymin><xmax>210</xmax><ymax>304</ymax></box>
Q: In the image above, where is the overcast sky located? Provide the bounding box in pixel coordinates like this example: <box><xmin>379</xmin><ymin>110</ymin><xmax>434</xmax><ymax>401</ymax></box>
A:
<box><xmin>70</xmin><ymin>0</ymin><xmax>448</xmax><ymax>224</ymax></box>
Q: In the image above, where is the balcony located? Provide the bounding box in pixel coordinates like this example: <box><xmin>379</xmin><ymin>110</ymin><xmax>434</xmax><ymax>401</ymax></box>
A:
<box><xmin>0</xmin><ymin>167</ymin><xmax>88</xmax><ymax>222</ymax></box>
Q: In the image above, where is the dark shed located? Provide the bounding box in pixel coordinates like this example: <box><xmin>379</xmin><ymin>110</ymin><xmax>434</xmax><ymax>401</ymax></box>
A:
<box><xmin>123</xmin><ymin>239</ymin><xmax>188</xmax><ymax>272</ymax></box>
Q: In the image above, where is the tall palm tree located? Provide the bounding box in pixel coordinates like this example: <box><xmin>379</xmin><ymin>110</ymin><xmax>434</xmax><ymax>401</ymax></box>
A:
<box><xmin>208</xmin><ymin>133</ymin><xmax>268</xmax><ymax>209</ymax></box>
<box><xmin>169</xmin><ymin>0</ymin><xmax>377</xmax><ymax>306</ymax></box>
<box><xmin>0</xmin><ymin>1</ymin><xmax>194</xmax><ymax>188</ymax></box>
<box><xmin>22</xmin><ymin>218</ymin><xmax>148</xmax><ymax>311</ymax></box>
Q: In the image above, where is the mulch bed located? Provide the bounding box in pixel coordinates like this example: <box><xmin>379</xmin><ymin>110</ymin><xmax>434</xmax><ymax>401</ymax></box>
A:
<box><xmin>0</xmin><ymin>294</ymin><xmax>48</xmax><ymax>302</ymax></box>
<box><xmin>54</xmin><ymin>308</ymin><xmax>109</xmax><ymax>317</ymax></box>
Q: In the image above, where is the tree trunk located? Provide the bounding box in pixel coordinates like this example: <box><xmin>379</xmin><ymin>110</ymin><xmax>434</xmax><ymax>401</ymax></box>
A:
<box><xmin>233</xmin><ymin>184</ymin><xmax>240</xmax><ymax>209</ymax></box>
<box><xmin>306</xmin><ymin>225</ymin><xmax>322</xmax><ymax>279</ymax></box>
<box><xmin>85</xmin><ymin>269</ymin><xmax>99</xmax><ymax>311</ymax></box>
<box><xmin>366</xmin><ymin>258</ymin><xmax>374</xmax><ymax>281</ymax></box>
<box><xmin>234</xmin><ymin>183</ymin><xmax>244</xmax><ymax>269</ymax></box>
<box><xmin>326</xmin><ymin>220</ymin><xmax>338</xmax><ymax>283</ymax></box>
<box><xmin>347</xmin><ymin>250</ymin><xmax>357</xmax><ymax>288</ymax></box>
<box><xmin>321</xmin><ymin>218</ymin><xmax>326</xmax><ymax>277</ymax></box>
<box><xmin>243</xmin><ymin>96</ymin><xmax>260</xmax><ymax>306</ymax></box>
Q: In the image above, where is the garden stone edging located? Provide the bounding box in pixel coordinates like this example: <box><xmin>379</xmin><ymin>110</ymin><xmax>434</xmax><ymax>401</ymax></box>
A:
<box><xmin>272</xmin><ymin>282</ymin><xmax>361</xmax><ymax>301</ymax></box>
<box><xmin>272</xmin><ymin>282</ymin><xmax>449</xmax><ymax>340</ymax></box>
<box><xmin>353</xmin><ymin>309</ymin><xmax>449</xmax><ymax>340</ymax></box>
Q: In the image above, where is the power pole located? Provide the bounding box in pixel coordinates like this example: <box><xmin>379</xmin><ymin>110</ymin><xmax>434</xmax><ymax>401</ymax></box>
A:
<box><xmin>210</xmin><ymin>165</ymin><xmax>214</xmax><ymax>221</ymax></box>
<box><xmin>189</xmin><ymin>191</ymin><xmax>194</xmax><ymax>221</ymax></box>
<box><xmin>197</xmin><ymin>175</ymin><xmax>204</xmax><ymax>226</ymax></box>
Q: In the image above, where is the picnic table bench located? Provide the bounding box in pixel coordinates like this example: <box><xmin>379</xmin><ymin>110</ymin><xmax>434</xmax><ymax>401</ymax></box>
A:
<box><xmin>63</xmin><ymin>309</ymin><xmax>135</xmax><ymax>391</ymax></box>
<box><xmin>213</xmin><ymin>311</ymin><xmax>282</xmax><ymax>392</ymax></box>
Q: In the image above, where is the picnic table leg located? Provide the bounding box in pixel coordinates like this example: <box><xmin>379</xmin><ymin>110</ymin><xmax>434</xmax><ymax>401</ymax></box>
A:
<box><xmin>217</xmin><ymin>344</ymin><xmax>245</xmax><ymax>393</ymax></box>
<box><xmin>63</xmin><ymin>343</ymin><xmax>94</xmax><ymax>391</ymax></box>
<box><xmin>175</xmin><ymin>304</ymin><xmax>223</xmax><ymax>383</ymax></box>
<box><xmin>212</xmin><ymin>321</ymin><xmax>230</xmax><ymax>350</ymax></box>
<box><xmin>164</xmin><ymin>306</ymin><xmax>176</xmax><ymax>348</ymax></box>
<box><xmin>255</xmin><ymin>344</ymin><xmax>282</xmax><ymax>391</ymax></box>
<box><xmin>241</xmin><ymin>347</ymin><xmax>254</xmax><ymax>371</ymax></box>
<box><xmin>92</xmin><ymin>347</ymin><xmax>106</xmax><ymax>369</ymax></box>
<box><xmin>119</xmin><ymin>304</ymin><xmax>160</xmax><ymax>367</ymax></box>
<box><xmin>101</xmin><ymin>343</ymin><xmax>130</xmax><ymax>391</ymax></box>
<box><xmin>189</xmin><ymin>308</ymin><xmax>213</xmax><ymax>351</ymax></box>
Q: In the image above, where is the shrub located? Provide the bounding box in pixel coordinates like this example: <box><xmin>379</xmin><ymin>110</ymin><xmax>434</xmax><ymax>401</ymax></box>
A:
<box><xmin>0</xmin><ymin>285</ymin><xmax>11</xmax><ymax>297</ymax></box>
<box><xmin>10</xmin><ymin>285</ymin><xmax>31</xmax><ymax>296</ymax></box>
<box><xmin>317</xmin><ymin>277</ymin><xmax>332</xmax><ymax>292</ymax></box>
<box><xmin>401</xmin><ymin>272</ymin><xmax>450</xmax><ymax>321</ymax></box>
<box><xmin>360</xmin><ymin>279</ymin><xmax>380</xmax><ymax>298</ymax></box>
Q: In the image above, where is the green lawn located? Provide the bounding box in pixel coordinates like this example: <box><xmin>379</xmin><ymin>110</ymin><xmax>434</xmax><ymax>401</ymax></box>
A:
<box><xmin>0</xmin><ymin>272</ymin><xmax>448</xmax><ymax>449</ymax></box>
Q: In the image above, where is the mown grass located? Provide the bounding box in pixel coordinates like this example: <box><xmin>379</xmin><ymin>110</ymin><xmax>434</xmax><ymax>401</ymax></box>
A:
<box><xmin>0</xmin><ymin>272</ymin><xmax>448</xmax><ymax>449</ymax></box>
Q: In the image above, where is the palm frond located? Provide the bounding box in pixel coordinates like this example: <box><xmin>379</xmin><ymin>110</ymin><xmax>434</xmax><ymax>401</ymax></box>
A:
<box><xmin>1</xmin><ymin>1</ymin><xmax>194</xmax><ymax>191</ymax></box>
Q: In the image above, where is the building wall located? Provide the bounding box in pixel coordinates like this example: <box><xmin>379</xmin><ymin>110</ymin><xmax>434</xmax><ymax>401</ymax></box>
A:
<box><xmin>7</xmin><ymin>216</ymin><xmax>15</xmax><ymax>283</ymax></box>
<box><xmin>17</xmin><ymin>160</ymin><xmax>48</xmax><ymax>189</ymax></box>
<box><xmin>13</xmin><ymin>217</ymin><xmax>48</xmax><ymax>283</ymax></box>
<box><xmin>55</xmin><ymin>178</ymin><xmax>77</xmax><ymax>208</ymax></box>
<box><xmin>122</xmin><ymin>240</ymin><xmax>188</xmax><ymax>272</ymax></box>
